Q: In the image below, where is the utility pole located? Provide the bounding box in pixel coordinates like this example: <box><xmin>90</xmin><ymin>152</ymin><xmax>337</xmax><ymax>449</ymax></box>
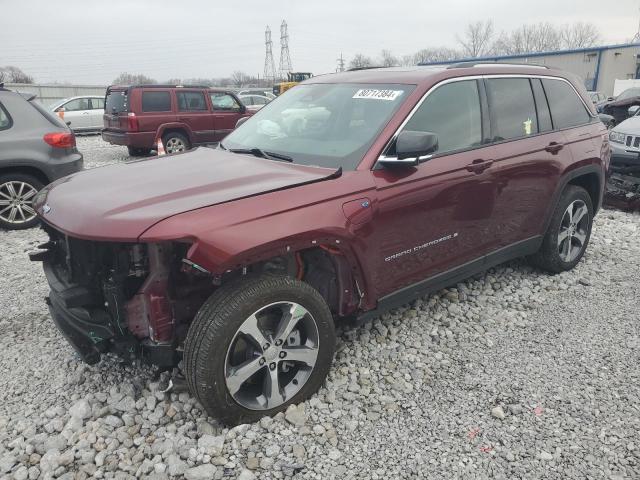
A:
<box><xmin>336</xmin><ymin>53</ymin><xmax>345</xmax><ymax>72</ymax></box>
<box><xmin>278</xmin><ymin>20</ymin><xmax>292</xmax><ymax>80</ymax></box>
<box><xmin>264</xmin><ymin>26</ymin><xmax>276</xmax><ymax>84</ymax></box>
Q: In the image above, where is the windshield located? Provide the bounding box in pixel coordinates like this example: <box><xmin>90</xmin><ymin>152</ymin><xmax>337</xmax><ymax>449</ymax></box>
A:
<box><xmin>222</xmin><ymin>83</ymin><xmax>414</xmax><ymax>170</ymax></box>
<box><xmin>617</xmin><ymin>88</ymin><xmax>640</xmax><ymax>101</ymax></box>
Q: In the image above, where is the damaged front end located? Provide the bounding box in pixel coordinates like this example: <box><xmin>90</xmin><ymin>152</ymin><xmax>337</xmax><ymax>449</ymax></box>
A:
<box><xmin>30</xmin><ymin>224</ymin><xmax>214</xmax><ymax>366</ymax></box>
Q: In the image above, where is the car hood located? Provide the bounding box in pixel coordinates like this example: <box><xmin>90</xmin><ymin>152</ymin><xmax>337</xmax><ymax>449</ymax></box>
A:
<box><xmin>613</xmin><ymin>115</ymin><xmax>640</xmax><ymax>135</ymax></box>
<box><xmin>35</xmin><ymin>147</ymin><xmax>339</xmax><ymax>241</ymax></box>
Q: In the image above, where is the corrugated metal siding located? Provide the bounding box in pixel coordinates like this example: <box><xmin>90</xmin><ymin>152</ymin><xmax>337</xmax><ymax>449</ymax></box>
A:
<box><xmin>3</xmin><ymin>83</ymin><xmax>107</xmax><ymax>107</ymax></box>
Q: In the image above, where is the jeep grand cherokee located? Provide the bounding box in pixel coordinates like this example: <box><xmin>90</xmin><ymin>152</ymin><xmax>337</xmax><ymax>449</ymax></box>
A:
<box><xmin>31</xmin><ymin>64</ymin><xmax>609</xmax><ymax>425</ymax></box>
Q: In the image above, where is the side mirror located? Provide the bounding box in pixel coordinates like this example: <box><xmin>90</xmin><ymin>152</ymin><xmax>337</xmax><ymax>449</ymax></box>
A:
<box><xmin>628</xmin><ymin>105</ymin><xmax>640</xmax><ymax>117</ymax></box>
<box><xmin>235</xmin><ymin>116</ymin><xmax>249</xmax><ymax>129</ymax></box>
<box><xmin>378</xmin><ymin>131</ymin><xmax>438</xmax><ymax>168</ymax></box>
<box><xmin>239</xmin><ymin>104</ymin><xmax>247</xmax><ymax>114</ymax></box>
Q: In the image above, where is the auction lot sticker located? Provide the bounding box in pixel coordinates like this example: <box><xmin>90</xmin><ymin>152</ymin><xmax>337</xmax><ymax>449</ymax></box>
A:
<box><xmin>353</xmin><ymin>89</ymin><xmax>403</xmax><ymax>101</ymax></box>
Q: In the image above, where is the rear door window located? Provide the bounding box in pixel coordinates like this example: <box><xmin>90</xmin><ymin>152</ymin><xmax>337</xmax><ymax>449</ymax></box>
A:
<box><xmin>401</xmin><ymin>79</ymin><xmax>482</xmax><ymax>155</ymax></box>
<box><xmin>105</xmin><ymin>90</ymin><xmax>127</xmax><ymax>113</ymax></box>
<box><xmin>486</xmin><ymin>78</ymin><xmax>538</xmax><ymax>141</ymax></box>
<box><xmin>542</xmin><ymin>79</ymin><xmax>592</xmax><ymax>129</ymax></box>
<box><xmin>90</xmin><ymin>98</ymin><xmax>104</xmax><ymax>110</ymax></box>
<box><xmin>0</xmin><ymin>103</ymin><xmax>11</xmax><ymax>130</ymax></box>
<box><xmin>177</xmin><ymin>91</ymin><xmax>207</xmax><ymax>111</ymax></box>
<box><xmin>142</xmin><ymin>91</ymin><xmax>171</xmax><ymax>112</ymax></box>
<box><xmin>531</xmin><ymin>79</ymin><xmax>553</xmax><ymax>133</ymax></box>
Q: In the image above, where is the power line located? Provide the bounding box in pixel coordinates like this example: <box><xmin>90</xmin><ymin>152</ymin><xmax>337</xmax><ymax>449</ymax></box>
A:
<box><xmin>278</xmin><ymin>20</ymin><xmax>292</xmax><ymax>80</ymax></box>
<box><xmin>264</xmin><ymin>26</ymin><xmax>276</xmax><ymax>84</ymax></box>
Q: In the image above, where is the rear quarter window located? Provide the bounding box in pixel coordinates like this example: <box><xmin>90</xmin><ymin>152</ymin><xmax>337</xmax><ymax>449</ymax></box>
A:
<box><xmin>142</xmin><ymin>91</ymin><xmax>171</xmax><ymax>112</ymax></box>
<box><xmin>542</xmin><ymin>79</ymin><xmax>592</xmax><ymax>129</ymax></box>
<box><xmin>29</xmin><ymin>99</ymin><xmax>68</xmax><ymax>128</ymax></box>
<box><xmin>0</xmin><ymin>102</ymin><xmax>12</xmax><ymax>130</ymax></box>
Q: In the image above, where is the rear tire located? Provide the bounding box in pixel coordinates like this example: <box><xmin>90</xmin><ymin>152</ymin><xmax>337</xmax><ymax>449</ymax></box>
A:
<box><xmin>530</xmin><ymin>185</ymin><xmax>593</xmax><ymax>273</ymax></box>
<box><xmin>184</xmin><ymin>274</ymin><xmax>335</xmax><ymax>425</ymax></box>
<box><xmin>0</xmin><ymin>174</ymin><xmax>43</xmax><ymax>230</ymax></box>
<box><xmin>162</xmin><ymin>132</ymin><xmax>190</xmax><ymax>154</ymax></box>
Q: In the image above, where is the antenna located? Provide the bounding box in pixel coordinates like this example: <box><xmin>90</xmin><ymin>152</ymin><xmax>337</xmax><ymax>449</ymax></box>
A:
<box><xmin>336</xmin><ymin>53</ymin><xmax>345</xmax><ymax>72</ymax></box>
<box><xmin>264</xmin><ymin>26</ymin><xmax>276</xmax><ymax>83</ymax></box>
<box><xmin>278</xmin><ymin>20</ymin><xmax>292</xmax><ymax>80</ymax></box>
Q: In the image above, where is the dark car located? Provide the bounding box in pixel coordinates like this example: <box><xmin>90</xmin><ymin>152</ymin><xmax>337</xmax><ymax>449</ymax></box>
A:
<box><xmin>32</xmin><ymin>65</ymin><xmax>608</xmax><ymax>425</ymax></box>
<box><xmin>101</xmin><ymin>85</ymin><xmax>254</xmax><ymax>156</ymax></box>
<box><xmin>0</xmin><ymin>85</ymin><xmax>83</xmax><ymax>229</ymax></box>
<box><xmin>587</xmin><ymin>90</ymin><xmax>608</xmax><ymax>112</ymax></box>
<box><xmin>601</xmin><ymin>87</ymin><xmax>640</xmax><ymax>125</ymax></box>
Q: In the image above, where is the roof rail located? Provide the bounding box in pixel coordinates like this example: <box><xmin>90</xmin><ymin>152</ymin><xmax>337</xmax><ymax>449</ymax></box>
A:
<box><xmin>347</xmin><ymin>66</ymin><xmax>386</xmax><ymax>72</ymax></box>
<box><xmin>446</xmin><ymin>61</ymin><xmax>549</xmax><ymax>69</ymax></box>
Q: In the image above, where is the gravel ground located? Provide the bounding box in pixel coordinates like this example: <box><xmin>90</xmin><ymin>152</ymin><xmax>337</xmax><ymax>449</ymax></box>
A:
<box><xmin>1</xmin><ymin>136</ymin><xmax>639</xmax><ymax>479</ymax></box>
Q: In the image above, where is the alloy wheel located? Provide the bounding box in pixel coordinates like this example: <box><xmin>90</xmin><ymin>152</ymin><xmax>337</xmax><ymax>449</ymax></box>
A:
<box><xmin>165</xmin><ymin>137</ymin><xmax>186</xmax><ymax>153</ymax></box>
<box><xmin>224</xmin><ymin>301</ymin><xmax>320</xmax><ymax>411</ymax></box>
<box><xmin>0</xmin><ymin>181</ymin><xmax>38</xmax><ymax>225</ymax></box>
<box><xmin>557</xmin><ymin>199</ymin><xmax>589</xmax><ymax>263</ymax></box>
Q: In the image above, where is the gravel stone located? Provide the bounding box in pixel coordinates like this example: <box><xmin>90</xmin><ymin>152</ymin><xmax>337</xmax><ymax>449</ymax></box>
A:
<box><xmin>491</xmin><ymin>405</ymin><xmax>506</xmax><ymax>420</ymax></box>
<box><xmin>0</xmin><ymin>137</ymin><xmax>639</xmax><ymax>480</ymax></box>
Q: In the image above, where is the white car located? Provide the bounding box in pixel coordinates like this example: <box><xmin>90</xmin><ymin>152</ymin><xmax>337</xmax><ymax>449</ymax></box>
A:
<box><xmin>239</xmin><ymin>94</ymin><xmax>272</xmax><ymax>111</ymax></box>
<box><xmin>50</xmin><ymin>96</ymin><xmax>104</xmax><ymax>132</ymax></box>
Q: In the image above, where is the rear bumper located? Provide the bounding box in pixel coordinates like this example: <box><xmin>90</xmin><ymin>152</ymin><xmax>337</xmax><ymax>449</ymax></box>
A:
<box><xmin>45</xmin><ymin>152</ymin><xmax>84</xmax><ymax>182</ymax></box>
<box><xmin>102</xmin><ymin>130</ymin><xmax>155</xmax><ymax>149</ymax></box>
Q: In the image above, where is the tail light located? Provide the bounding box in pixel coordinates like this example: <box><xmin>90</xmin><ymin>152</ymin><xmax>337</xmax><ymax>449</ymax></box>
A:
<box><xmin>127</xmin><ymin>112</ymin><xmax>139</xmax><ymax>132</ymax></box>
<box><xmin>43</xmin><ymin>132</ymin><xmax>76</xmax><ymax>149</ymax></box>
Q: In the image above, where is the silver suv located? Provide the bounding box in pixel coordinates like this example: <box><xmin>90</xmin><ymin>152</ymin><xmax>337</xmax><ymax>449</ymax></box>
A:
<box><xmin>0</xmin><ymin>85</ymin><xmax>83</xmax><ymax>229</ymax></box>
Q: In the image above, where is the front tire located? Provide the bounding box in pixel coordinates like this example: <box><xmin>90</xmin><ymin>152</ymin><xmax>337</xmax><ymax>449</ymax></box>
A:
<box><xmin>184</xmin><ymin>274</ymin><xmax>335</xmax><ymax>425</ymax></box>
<box><xmin>530</xmin><ymin>185</ymin><xmax>593</xmax><ymax>273</ymax></box>
<box><xmin>0</xmin><ymin>174</ymin><xmax>43</xmax><ymax>230</ymax></box>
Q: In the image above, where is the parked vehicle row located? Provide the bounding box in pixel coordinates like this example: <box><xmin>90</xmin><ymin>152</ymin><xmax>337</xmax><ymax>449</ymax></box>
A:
<box><xmin>30</xmin><ymin>64</ymin><xmax>609</xmax><ymax>425</ymax></box>
<box><xmin>0</xmin><ymin>84</ymin><xmax>83</xmax><ymax>230</ymax></box>
<box><xmin>101</xmin><ymin>85</ymin><xmax>254</xmax><ymax>155</ymax></box>
<box><xmin>608</xmin><ymin>104</ymin><xmax>640</xmax><ymax>169</ymax></box>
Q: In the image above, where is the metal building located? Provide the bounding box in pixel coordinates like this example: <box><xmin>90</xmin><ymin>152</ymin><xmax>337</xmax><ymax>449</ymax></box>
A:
<box><xmin>419</xmin><ymin>43</ymin><xmax>640</xmax><ymax>97</ymax></box>
<box><xmin>3</xmin><ymin>83</ymin><xmax>106</xmax><ymax>106</ymax></box>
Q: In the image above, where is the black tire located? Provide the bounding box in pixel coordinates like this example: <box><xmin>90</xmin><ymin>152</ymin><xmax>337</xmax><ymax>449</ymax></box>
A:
<box><xmin>127</xmin><ymin>146</ymin><xmax>151</xmax><ymax>156</ymax></box>
<box><xmin>184</xmin><ymin>274</ymin><xmax>335</xmax><ymax>425</ymax></box>
<box><xmin>530</xmin><ymin>185</ymin><xmax>593</xmax><ymax>273</ymax></box>
<box><xmin>161</xmin><ymin>132</ymin><xmax>190</xmax><ymax>154</ymax></box>
<box><xmin>0</xmin><ymin>173</ymin><xmax>44</xmax><ymax>230</ymax></box>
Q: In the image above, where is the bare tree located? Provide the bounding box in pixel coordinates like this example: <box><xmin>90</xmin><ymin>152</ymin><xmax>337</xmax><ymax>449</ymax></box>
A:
<box><xmin>493</xmin><ymin>22</ymin><xmax>562</xmax><ymax>55</ymax></box>
<box><xmin>412</xmin><ymin>47</ymin><xmax>461</xmax><ymax>64</ymax></box>
<box><xmin>348</xmin><ymin>54</ymin><xmax>374</xmax><ymax>69</ymax></box>
<box><xmin>112</xmin><ymin>73</ymin><xmax>156</xmax><ymax>85</ymax></box>
<box><xmin>457</xmin><ymin>20</ymin><xmax>494</xmax><ymax>57</ymax></box>
<box><xmin>379</xmin><ymin>50</ymin><xmax>399</xmax><ymax>67</ymax></box>
<box><xmin>0</xmin><ymin>66</ymin><xmax>34</xmax><ymax>83</ymax></box>
<box><xmin>231</xmin><ymin>71</ymin><xmax>251</xmax><ymax>87</ymax></box>
<box><xmin>560</xmin><ymin>22</ymin><xmax>600</xmax><ymax>49</ymax></box>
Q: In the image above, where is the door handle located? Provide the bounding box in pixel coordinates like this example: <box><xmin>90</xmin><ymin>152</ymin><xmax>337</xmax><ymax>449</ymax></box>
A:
<box><xmin>465</xmin><ymin>158</ymin><xmax>493</xmax><ymax>173</ymax></box>
<box><xmin>545</xmin><ymin>142</ymin><xmax>564</xmax><ymax>154</ymax></box>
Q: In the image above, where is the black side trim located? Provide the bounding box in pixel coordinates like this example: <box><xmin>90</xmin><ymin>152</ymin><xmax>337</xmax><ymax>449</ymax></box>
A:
<box><xmin>545</xmin><ymin>164</ymin><xmax>604</xmax><ymax>226</ymax></box>
<box><xmin>354</xmin><ymin>236</ymin><xmax>542</xmax><ymax>325</ymax></box>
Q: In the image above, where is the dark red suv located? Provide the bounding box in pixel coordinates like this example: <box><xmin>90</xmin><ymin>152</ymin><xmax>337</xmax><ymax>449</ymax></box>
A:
<box><xmin>33</xmin><ymin>64</ymin><xmax>609</xmax><ymax>425</ymax></box>
<box><xmin>102</xmin><ymin>85</ymin><xmax>253</xmax><ymax>155</ymax></box>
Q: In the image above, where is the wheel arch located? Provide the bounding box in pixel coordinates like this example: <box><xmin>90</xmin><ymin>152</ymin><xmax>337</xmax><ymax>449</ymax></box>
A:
<box><xmin>0</xmin><ymin>165</ymin><xmax>50</xmax><ymax>186</ymax></box>
<box><xmin>156</xmin><ymin>123</ymin><xmax>193</xmax><ymax>144</ymax></box>
<box><xmin>543</xmin><ymin>164</ymin><xmax>604</xmax><ymax>234</ymax></box>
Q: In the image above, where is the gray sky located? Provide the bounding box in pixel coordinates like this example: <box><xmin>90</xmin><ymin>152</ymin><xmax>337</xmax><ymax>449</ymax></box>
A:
<box><xmin>1</xmin><ymin>0</ymin><xmax>639</xmax><ymax>84</ymax></box>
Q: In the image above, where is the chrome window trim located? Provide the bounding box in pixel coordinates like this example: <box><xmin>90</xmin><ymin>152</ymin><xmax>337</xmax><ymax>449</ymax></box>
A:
<box><xmin>376</xmin><ymin>73</ymin><xmax>595</xmax><ymax>165</ymax></box>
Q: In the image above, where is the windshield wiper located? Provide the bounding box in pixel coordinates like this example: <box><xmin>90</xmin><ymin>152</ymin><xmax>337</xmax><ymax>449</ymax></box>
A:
<box><xmin>228</xmin><ymin>147</ymin><xmax>293</xmax><ymax>163</ymax></box>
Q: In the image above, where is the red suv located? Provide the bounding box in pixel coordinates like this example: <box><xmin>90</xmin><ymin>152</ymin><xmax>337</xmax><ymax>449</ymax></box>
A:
<box><xmin>102</xmin><ymin>85</ymin><xmax>253</xmax><ymax>155</ymax></box>
<box><xmin>33</xmin><ymin>64</ymin><xmax>609</xmax><ymax>425</ymax></box>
